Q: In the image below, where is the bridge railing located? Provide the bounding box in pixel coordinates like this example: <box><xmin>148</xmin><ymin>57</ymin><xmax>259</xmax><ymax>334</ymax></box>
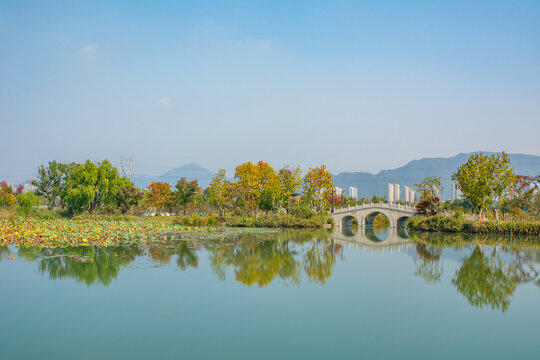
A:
<box><xmin>329</xmin><ymin>202</ymin><xmax>416</xmax><ymax>214</ymax></box>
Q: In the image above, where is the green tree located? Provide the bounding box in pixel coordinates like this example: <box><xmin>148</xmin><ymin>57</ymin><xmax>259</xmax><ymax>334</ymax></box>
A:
<box><xmin>65</xmin><ymin>160</ymin><xmax>130</xmax><ymax>214</ymax></box>
<box><xmin>414</xmin><ymin>176</ymin><xmax>442</xmax><ymax>198</ymax></box>
<box><xmin>452</xmin><ymin>152</ymin><xmax>515</xmax><ymax>218</ymax></box>
<box><xmin>31</xmin><ymin>161</ymin><xmax>73</xmax><ymax>209</ymax></box>
<box><xmin>206</xmin><ymin>169</ymin><xmax>231</xmax><ymax>217</ymax></box>
<box><xmin>370</xmin><ymin>194</ymin><xmax>387</xmax><ymax>203</ymax></box>
<box><xmin>278</xmin><ymin>166</ymin><xmax>302</xmax><ymax>213</ymax></box>
<box><xmin>174</xmin><ymin>178</ymin><xmax>200</xmax><ymax>215</ymax></box>
<box><xmin>16</xmin><ymin>191</ymin><xmax>41</xmax><ymax>219</ymax></box>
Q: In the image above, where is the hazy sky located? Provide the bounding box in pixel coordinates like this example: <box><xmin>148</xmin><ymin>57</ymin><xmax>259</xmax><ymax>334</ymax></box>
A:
<box><xmin>1</xmin><ymin>0</ymin><xmax>539</xmax><ymax>182</ymax></box>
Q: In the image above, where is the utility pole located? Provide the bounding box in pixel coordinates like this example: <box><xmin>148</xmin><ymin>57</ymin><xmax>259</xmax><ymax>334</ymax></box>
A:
<box><xmin>120</xmin><ymin>156</ymin><xmax>133</xmax><ymax>178</ymax></box>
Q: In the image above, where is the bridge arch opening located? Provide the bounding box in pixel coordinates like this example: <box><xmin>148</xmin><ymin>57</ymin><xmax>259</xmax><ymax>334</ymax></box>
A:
<box><xmin>396</xmin><ymin>216</ymin><xmax>411</xmax><ymax>228</ymax></box>
<box><xmin>340</xmin><ymin>215</ymin><xmax>359</xmax><ymax>228</ymax></box>
<box><xmin>363</xmin><ymin>212</ymin><xmax>391</xmax><ymax>228</ymax></box>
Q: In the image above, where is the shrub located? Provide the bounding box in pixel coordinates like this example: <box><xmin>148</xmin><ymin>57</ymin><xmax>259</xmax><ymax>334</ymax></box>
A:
<box><xmin>453</xmin><ymin>210</ymin><xmax>465</xmax><ymax>220</ymax></box>
<box><xmin>16</xmin><ymin>192</ymin><xmax>41</xmax><ymax>219</ymax></box>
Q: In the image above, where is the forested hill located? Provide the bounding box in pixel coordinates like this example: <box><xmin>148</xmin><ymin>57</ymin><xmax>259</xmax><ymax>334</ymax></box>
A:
<box><xmin>333</xmin><ymin>152</ymin><xmax>540</xmax><ymax>200</ymax></box>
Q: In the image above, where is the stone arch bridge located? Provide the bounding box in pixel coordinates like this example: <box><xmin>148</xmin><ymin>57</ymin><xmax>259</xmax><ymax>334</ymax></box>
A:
<box><xmin>329</xmin><ymin>203</ymin><xmax>415</xmax><ymax>228</ymax></box>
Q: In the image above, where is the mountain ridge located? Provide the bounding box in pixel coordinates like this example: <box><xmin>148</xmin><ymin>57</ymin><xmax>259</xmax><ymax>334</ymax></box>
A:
<box><xmin>129</xmin><ymin>152</ymin><xmax>540</xmax><ymax>199</ymax></box>
<box><xmin>333</xmin><ymin>151</ymin><xmax>540</xmax><ymax>200</ymax></box>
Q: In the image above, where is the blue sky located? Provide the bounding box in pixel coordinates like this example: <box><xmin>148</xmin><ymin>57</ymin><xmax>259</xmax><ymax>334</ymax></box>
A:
<box><xmin>1</xmin><ymin>0</ymin><xmax>539</xmax><ymax>181</ymax></box>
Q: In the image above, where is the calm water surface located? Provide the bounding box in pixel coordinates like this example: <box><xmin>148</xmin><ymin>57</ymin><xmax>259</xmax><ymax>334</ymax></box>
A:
<box><xmin>1</xmin><ymin>227</ymin><xmax>539</xmax><ymax>359</ymax></box>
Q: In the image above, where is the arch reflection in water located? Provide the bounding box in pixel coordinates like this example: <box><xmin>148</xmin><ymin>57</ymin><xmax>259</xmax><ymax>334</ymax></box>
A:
<box><xmin>331</xmin><ymin>225</ymin><xmax>414</xmax><ymax>252</ymax></box>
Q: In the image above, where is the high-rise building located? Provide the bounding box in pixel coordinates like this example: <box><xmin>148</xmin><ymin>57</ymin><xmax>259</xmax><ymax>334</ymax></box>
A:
<box><xmin>452</xmin><ymin>182</ymin><xmax>462</xmax><ymax>200</ymax></box>
<box><xmin>404</xmin><ymin>186</ymin><xmax>410</xmax><ymax>202</ymax></box>
<box><xmin>410</xmin><ymin>190</ymin><xmax>415</xmax><ymax>203</ymax></box>
<box><xmin>388</xmin><ymin>183</ymin><xmax>394</xmax><ymax>203</ymax></box>
<box><xmin>395</xmin><ymin>184</ymin><xmax>401</xmax><ymax>202</ymax></box>
<box><xmin>349</xmin><ymin>186</ymin><xmax>358</xmax><ymax>200</ymax></box>
<box><xmin>335</xmin><ymin>187</ymin><xmax>343</xmax><ymax>196</ymax></box>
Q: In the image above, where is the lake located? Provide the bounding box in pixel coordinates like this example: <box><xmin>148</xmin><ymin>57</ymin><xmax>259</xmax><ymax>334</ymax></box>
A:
<box><xmin>1</xmin><ymin>227</ymin><xmax>539</xmax><ymax>359</ymax></box>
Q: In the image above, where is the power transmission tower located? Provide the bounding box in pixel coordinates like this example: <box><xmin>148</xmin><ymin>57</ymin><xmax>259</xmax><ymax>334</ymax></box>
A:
<box><xmin>120</xmin><ymin>156</ymin><xmax>133</xmax><ymax>178</ymax></box>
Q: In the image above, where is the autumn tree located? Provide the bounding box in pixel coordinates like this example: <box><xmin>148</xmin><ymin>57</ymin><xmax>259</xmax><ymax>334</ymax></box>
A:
<box><xmin>413</xmin><ymin>176</ymin><xmax>442</xmax><ymax>216</ymax></box>
<box><xmin>146</xmin><ymin>181</ymin><xmax>173</xmax><ymax>214</ymax></box>
<box><xmin>235</xmin><ymin>161</ymin><xmax>279</xmax><ymax>214</ymax></box>
<box><xmin>0</xmin><ymin>181</ymin><xmax>16</xmax><ymax>208</ymax></box>
<box><xmin>115</xmin><ymin>185</ymin><xmax>143</xmax><ymax>214</ymax></box>
<box><xmin>174</xmin><ymin>178</ymin><xmax>200</xmax><ymax>215</ymax></box>
<box><xmin>206</xmin><ymin>169</ymin><xmax>232</xmax><ymax>217</ymax></box>
<box><xmin>301</xmin><ymin>165</ymin><xmax>334</xmax><ymax>214</ymax></box>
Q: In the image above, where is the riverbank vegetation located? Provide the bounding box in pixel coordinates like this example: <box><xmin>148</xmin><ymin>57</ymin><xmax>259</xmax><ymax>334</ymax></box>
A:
<box><xmin>1</xmin><ymin>160</ymin><xmax>336</xmax><ymax>229</ymax></box>
<box><xmin>408</xmin><ymin>215</ymin><xmax>540</xmax><ymax>237</ymax></box>
<box><xmin>410</xmin><ymin>152</ymin><xmax>539</xmax><ymax>235</ymax></box>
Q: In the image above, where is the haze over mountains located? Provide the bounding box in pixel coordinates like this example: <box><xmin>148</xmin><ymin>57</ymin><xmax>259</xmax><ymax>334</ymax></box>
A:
<box><xmin>131</xmin><ymin>163</ymin><xmax>214</xmax><ymax>189</ymax></box>
<box><xmin>130</xmin><ymin>152</ymin><xmax>540</xmax><ymax>200</ymax></box>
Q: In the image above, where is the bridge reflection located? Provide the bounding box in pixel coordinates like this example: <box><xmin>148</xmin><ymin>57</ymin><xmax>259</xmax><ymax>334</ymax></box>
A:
<box><xmin>331</xmin><ymin>226</ymin><xmax>414</xmax><ymax>252</ymax></box>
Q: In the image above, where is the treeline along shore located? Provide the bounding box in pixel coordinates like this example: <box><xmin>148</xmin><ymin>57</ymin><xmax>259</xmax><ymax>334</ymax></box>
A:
<box><xmin>0</xmin><ymin>151</ymin><xmax>539</xmax><ymax>245</ymax></box>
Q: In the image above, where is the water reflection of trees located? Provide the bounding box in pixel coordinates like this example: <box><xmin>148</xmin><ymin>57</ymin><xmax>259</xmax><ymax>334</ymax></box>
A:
<box><xmin>207</xmin><ymin>231</ymin><xmax>339</xmax><ymax>287</ymax></box>
<box><xmin>17</xmin><ymin>246</ymin><xmax>142</xmax><ymax>286</ymax></box>
<box><xmin>413</xmin><ymin>244</ymin><xmax>443</xmax><ymax>283</ymax></box>
<box><xmin>11</xmin><ymin>230</ymin><xmax>342</xmax><ymax>287</ymax></box>
<box><xmin>0</xmin><ymin>245</ymin><xmax>11</xmax><ymax>260</ymax></box>
<box><xmin>411</xmin><ymin>232</ymin><xmax>540</xmax><ymax>312</ymax></box>
<box><xmin>452</xmin><ymin>246</ymin><xmax>517</xmax><ymax>312</ymax></box>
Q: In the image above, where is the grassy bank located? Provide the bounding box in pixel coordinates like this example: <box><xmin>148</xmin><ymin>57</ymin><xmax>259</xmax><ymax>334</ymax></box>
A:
<box><xmin>407</xmin><ymin>215</ymin><xmax>540</xmax><ymax>236</ymax></box>
<box><xmin>218</xmin><ymin>213</ymin><xmax>332</xmax><ymax>228</ymax></box>
<box><xmin>1</xmin><ymin>208</ymin><xmax>333</xmax><ymax>229</ymax></box>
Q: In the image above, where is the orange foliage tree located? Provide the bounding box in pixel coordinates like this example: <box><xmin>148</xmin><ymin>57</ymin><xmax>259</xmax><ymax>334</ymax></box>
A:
<box><xmin>145</xmin><ymin>182</ymin><xmax>173</xmax><ymax>213</ymax></box>
<box><xmin>0</xmin><ymin>181</ymin><xmax>17</xmax><ymax>208</ymax></box>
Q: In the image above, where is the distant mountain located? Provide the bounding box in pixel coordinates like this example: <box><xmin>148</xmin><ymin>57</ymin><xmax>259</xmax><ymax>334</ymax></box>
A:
<box><xmin>131</xmin><ymin>163</ymin><xmax>214</xmax><ymax>189</ymax></box>
<box><xmin>333</xmin><ymin>152</ymin><xmax>540</xmax><ymax>200</ymax></box>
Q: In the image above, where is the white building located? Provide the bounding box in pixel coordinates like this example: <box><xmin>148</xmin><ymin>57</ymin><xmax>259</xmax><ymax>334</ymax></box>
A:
<box><xmin>395</xmin><ymin>184</ymin><xmax>401</xmax><ymax>202</ymax></box>
<box><xmin>349</xmin><ymin>186</ymin><xmax>358</xmax><ymax>200</ymax></box>
<box><xmin>452</xmin><ymin>182</ymin><xmax>462</xmax><ymax>200</ymax></box>
<box><xmin>410</xmin><ymin>190</ymin><xmax>415</xmax><ymax>203</ymax></box>
<box><xmin>388</xmin><ymin>183</ymin><xmax>394</xmax><ymax>203</ymax></box>
<box><xmin>404</xmin><ymin>186</ymin><xmax>410</xmax><ymax>202</ymax></box>
<box><xmin>335</xmin><ymin>187</ymin><xmax>344</xmax><ymax>196</ymax></box>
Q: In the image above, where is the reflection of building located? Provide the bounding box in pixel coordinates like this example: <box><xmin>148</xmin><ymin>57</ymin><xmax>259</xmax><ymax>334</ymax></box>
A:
<box><xmin>349</xmin><ymin>187</ymin><xmax>358</xmax><ymax>200</ymax></box>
